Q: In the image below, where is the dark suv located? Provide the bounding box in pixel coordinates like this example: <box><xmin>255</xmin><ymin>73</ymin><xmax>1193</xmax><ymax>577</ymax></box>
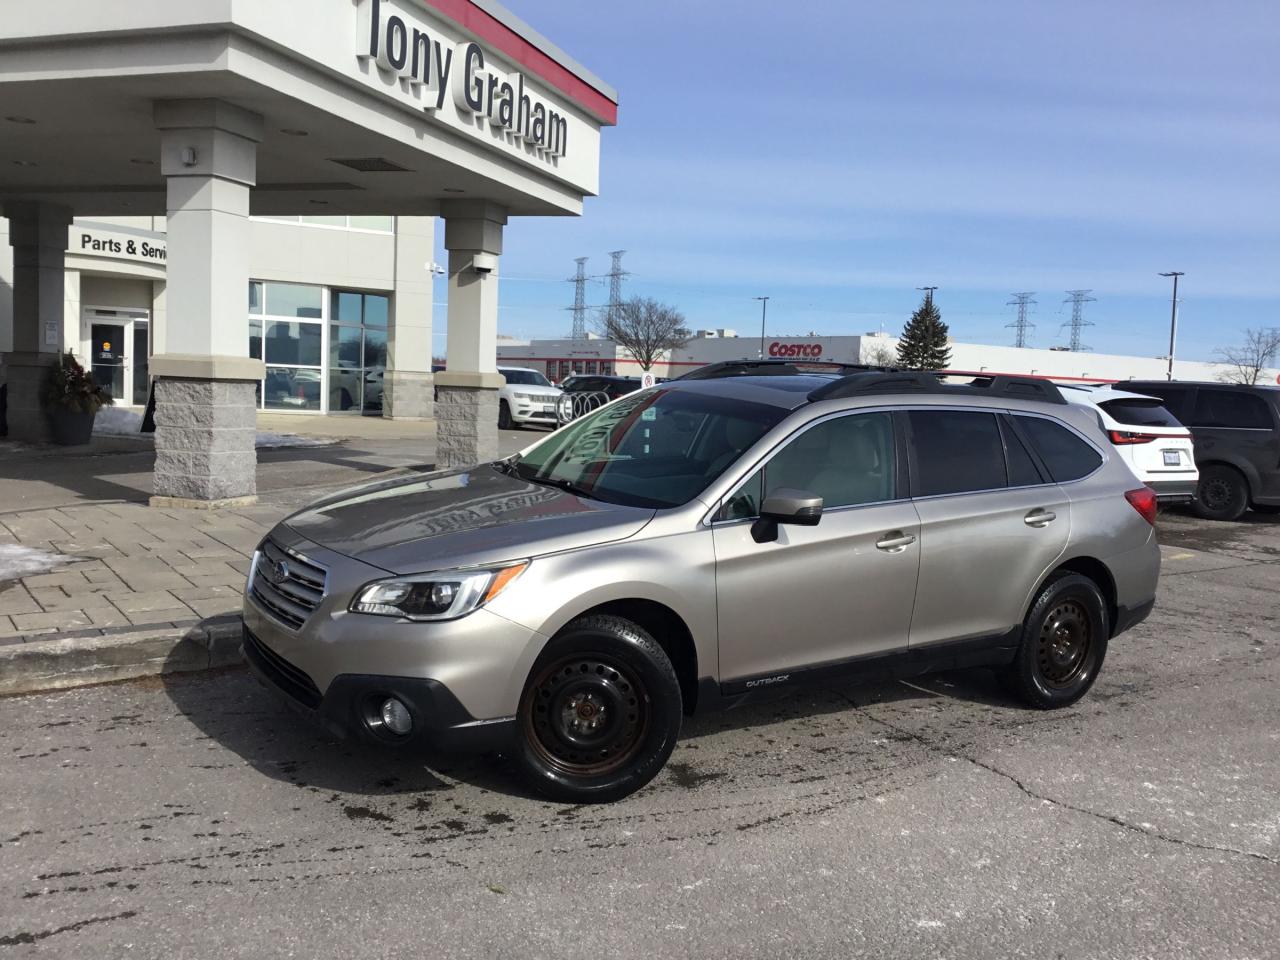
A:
<box><xmin>1125</xmin><ymin>380</ymin><xmax>1280</xmax><ymax>520</ymax></box>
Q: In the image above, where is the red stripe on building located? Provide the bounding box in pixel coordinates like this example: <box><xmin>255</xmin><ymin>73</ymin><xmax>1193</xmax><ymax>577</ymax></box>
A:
<box><xmin>422</xmin><ymin>0</ymin><xmax>618</xmax><ymax>125</ymax></box>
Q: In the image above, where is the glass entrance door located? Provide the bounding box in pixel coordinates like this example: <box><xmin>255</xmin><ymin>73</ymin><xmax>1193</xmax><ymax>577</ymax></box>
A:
<box><xmin>90</xmin><ymin>323</ymin><xmax>127</xmax><ymax>401</ymax></box>
<box><xmin>132</xmin><ymin>322</ymin><xmax>150</xmax><ymax>405</ymax></box>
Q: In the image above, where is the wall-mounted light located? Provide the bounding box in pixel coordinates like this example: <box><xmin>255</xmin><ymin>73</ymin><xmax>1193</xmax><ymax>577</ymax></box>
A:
<box><xmin>180</xmin><ymin>146</ymin><xmax>198</xmax><ymax>166</ymax></box>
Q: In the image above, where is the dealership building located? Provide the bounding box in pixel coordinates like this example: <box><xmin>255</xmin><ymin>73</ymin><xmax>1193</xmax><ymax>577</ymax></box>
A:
<box><xmin>496</xmin><ymin>330</ymin><xmax>1272</xmax><ymax>385</ymax></box>
<box><xmin>0</xmin><ymin>0</ymin><xmax>615</xmax><ymax>505</ymax></box>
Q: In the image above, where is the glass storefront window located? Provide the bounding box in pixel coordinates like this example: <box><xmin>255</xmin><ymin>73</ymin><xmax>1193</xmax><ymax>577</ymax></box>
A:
<box><xmin>300</xmin><ymin>214</ymin><xmax>347</xmax><ymax>227</ymax></box>
<box><xmin>249</xmin><ymin>281</ymin><xmax>262</xmax><ymax>314</ymax></box>
<box><xmin>263</xmin><ymin>367</ymin><xmax>322</xmax><ymax>410</ymax></box>
<box><xmin>363</xmin><ymin>327</ymin><xmax>387</xmax><ymax>369</ymax></box>
<box><xmin>330</xmin><ymin>324</ymin><xmax>362</xmax><ymax>369</ymax></box>
<box><xmin>333</xmin><ymin>291</ymin><xmax>363</xmax><ymax>325</ymax></box>
<box><xmin>265</xmin><ymin>321</ymin><xmax>322</xmax><ymax>366</ymax></box>
<box><xmin>249</xmin><ymin>318</ymin><xmax>262</xmax><ymax>360</ymax></box>
<box><xmin>263</xmin><ymin>282</ymin><xmax>322</xmax><ymax>319</ymax></box>
<box><xmin>363</xmin><ymin>294</ymin><xmax>389</xmax><ymax>328</ymax></box>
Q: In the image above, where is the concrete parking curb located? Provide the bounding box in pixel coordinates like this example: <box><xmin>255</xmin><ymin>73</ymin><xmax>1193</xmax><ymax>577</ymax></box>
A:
<box><xmin>0</xmin><ymin>616</ymin><xmax>244</xmax><ymax>696</ymax></box>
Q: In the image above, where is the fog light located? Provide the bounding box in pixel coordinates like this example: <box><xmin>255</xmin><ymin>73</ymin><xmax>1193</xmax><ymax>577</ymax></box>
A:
<box><xmin>380</xmin><ymin>697</ymin><xmax>412</xmax><ymax>736</ymax></box>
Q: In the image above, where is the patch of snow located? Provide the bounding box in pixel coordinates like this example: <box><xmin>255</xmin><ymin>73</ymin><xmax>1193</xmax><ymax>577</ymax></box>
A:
<box><xmin>254</xmin><ymin>431</ymin><xmax>337</xmax><ymax>449</ymax></box>
<box><xmin>91</xmin><ymin>407</ymin><xmax>335</xmax><ymax>448</ymax></box>
<box><xmin>93</xmin><ymin>406</ymin><xmax>145</xmax><ymax>436</ymax></box>
<box><xmin>0</xmin><ymin>544</ymin><xmax>75</xmax><ymax>582</ymax></box>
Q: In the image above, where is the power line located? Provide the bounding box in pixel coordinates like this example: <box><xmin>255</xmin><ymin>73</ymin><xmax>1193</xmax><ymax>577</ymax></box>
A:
<box><xmin>1006</xmin><ymin>292</ymin><xmax>1037</xmax><ymax>348</ymax></box>
<box><xmin>566</xmin><ymin>256</ymin><xmax>588</xmax><ymax>340</ymax></box>
<box><xmin>1059</xmin><ymin>289</ymin><xmax>1097</xmax><ymax>352</ymax></box>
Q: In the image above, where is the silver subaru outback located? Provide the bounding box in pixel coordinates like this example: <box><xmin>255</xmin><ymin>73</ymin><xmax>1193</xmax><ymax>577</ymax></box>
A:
<box><xmin>242</xmin><ymin>364</ymin><xmax>1160</xmax><ymax>803</ymax></box>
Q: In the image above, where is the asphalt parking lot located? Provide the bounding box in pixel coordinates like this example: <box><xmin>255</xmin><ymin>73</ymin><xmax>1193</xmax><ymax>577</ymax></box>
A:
<box><xmin>1</xmin><ymin>507</ymin><xmax>1276</xmax><ymax>959</ymax></box>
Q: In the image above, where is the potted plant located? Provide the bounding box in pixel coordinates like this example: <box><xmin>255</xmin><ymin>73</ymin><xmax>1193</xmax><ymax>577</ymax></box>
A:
<box><xmin>41</xmin><ymin>350</ymin><xmax>113</xmax><ymax>445</ymax></box>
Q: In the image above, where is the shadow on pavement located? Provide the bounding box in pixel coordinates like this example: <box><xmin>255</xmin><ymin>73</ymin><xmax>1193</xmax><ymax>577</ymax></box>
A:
<box><xmin>160</xmin><ymin>625</ymin><xmax>1022</xmax><ymax>802</ymax></box>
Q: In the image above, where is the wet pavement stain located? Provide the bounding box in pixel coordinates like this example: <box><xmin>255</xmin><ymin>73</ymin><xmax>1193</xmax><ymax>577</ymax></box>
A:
<box><xmin>342</xmin><ymin>805</ymin><xmax>394</xmax><ymax>823</ymax></box>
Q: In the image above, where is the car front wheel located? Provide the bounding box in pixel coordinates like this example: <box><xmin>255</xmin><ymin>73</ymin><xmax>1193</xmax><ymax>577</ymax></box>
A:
<box><xmin>1004</xmin><ymin>572</ymin><xmax>1109</xmax><ymax>709</ymax></box>
<box><xmin>498</xmin><ymin>400</ymin><xmax>514</xmax><ymax>430</ymax></box>
<box><xmin>514</xmin><ymin>615</ymin><xmax>682</xmax><ymax>803</ymax></box>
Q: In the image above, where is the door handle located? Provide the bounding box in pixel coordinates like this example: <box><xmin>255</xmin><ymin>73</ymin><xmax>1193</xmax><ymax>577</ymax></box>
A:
<box><xmin>876</xmin><ymin>531</ymin><xmax>916</xmax><ymax>551</ymax></box>
<box><xmin>1024</xmin><ymin>509</ymin><xmax>1057</xmax><ymax>527</ymax></box>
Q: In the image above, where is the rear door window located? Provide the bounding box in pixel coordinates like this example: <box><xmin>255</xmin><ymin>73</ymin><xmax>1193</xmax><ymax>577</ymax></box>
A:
<box><xmin>908</xmin><ymin>410</ymin><xmax>1006</xmax><ymax>496</ymax></box>
<box><xmin>1017</xmin><ymin>416</ymin><xmax>1104</xmax><ymax>482</ymax></box>
<box><xmin>1189</xmin><ymin>389</ymin><xmax>1273</xmax><ymax>429</ymax></box>
<box><xmin>1098</xmin><ymin>398</ymin><xmax>1181</xmax><ymax>428</ymax></box>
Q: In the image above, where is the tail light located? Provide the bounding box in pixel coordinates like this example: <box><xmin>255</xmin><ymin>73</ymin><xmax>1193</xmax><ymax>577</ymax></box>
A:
<box><xmin>1125</xmin><ymin>486</ymin><xmax>1158</xmax><ymax>526</ymax></box>
<box><xmin>1107</xmin><ymin>429</ymin><xmax>1192</xmax><ymax>445</ymax></box>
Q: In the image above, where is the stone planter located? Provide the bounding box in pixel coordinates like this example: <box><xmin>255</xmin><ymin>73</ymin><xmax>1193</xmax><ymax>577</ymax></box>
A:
<box><xmin>47</xmin><ymin>407</ymin><xmax>96</xmax><ymax>446</ymax></box>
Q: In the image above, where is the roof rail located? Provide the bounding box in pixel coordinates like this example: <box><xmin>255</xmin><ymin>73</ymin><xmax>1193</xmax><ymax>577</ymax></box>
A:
<box><xmin>808</xmin><ymin>371</ymin><xmax>1067</xmax><ymax>405</ymax></box>
<box><xmin>675</xmin><ymin>359</ymin><xmax>889</xmax><ymax>381</ymax></box>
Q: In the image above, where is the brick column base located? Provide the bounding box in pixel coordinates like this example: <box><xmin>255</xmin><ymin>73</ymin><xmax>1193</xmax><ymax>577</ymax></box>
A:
<box><xmin>435</xmin><ymin>385</ymin><xmax>498</xmax><ymax>468</ymax></box>
<box><xmin>151</xmin><ymin>378</ymin><xmax>258</xmax><ymax>507</ymax></box>
<box><xmin>383</xmin><ymin>370</ymin><xmax>434</xmax><ymax>420</ymax></box>
<box><xmin>1</xmin><ymin>352</ymin><xmax>59</xmax><ymax>443</ymax></box>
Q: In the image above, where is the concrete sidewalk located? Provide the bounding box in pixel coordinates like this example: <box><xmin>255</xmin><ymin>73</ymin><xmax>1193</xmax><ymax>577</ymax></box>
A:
<box><xmin>0</xmin><ymin>419</ymin><xmax>541</xmax><ymax>690</ymax></box>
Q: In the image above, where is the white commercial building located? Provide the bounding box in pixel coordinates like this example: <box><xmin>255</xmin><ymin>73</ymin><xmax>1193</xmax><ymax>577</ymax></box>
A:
<box><xmin>0</xmin><ymin>0</ymin><xmax>616</xmax><ymax>505</ymax></box>
<box><xmin>497</xmin><ymin>331</ymin><xmax>1277</xmax><ymax>386</ymax></box>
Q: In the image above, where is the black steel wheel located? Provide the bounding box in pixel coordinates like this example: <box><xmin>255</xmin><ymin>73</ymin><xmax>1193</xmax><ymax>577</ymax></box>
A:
<box><xmin>1192</xmin><ymin>465</ymin><xmax>1249</xmax><ymax>522</ymax></box>
<box><xmin>1004</xmin><ymin>572</ymin><xmax>1108</xmax><ymax>709</ymax></box>
<box><xmin>514</xmin><ymin>615</ymin><xmax>682</xmax><ymax>803</ymax></box>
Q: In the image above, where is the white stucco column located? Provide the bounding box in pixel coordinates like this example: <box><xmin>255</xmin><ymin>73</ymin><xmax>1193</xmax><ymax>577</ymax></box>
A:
<box><xmin>436</xmin><ymin>201</ymin><xmax>507</xmax><ymax>468</ymax></box>
<box><xmin>3</xmin><ymin>201</ymin><xmax>72</xmax><ymax>443</ymax></box>
<box><xmin>383</xmin><ymin>215</ymin><xmax>435</xmax><ymax>420</ymax></box>
<box><xmin>150</xmin><ymin>99</ymin><xmax>264</xmax><ymax>507</ymax></box>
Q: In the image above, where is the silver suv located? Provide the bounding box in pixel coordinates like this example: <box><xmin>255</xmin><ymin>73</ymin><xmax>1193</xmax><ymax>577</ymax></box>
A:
<box><xmin>242</xmin><ymin>364</ymin><xmax>1161</xmax><ymax>802</ymax></box>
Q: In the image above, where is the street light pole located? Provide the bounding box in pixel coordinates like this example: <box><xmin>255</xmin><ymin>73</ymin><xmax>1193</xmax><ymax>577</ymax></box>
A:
<box><xmin>753</xmin><ymin>296</ymin><xmax>770</xmax><ymax>359</ymax></box>
<box><xmin>1159</xmin><ymin>271</ymin><xmax>1184</xmax><ymax>381</ymax></box>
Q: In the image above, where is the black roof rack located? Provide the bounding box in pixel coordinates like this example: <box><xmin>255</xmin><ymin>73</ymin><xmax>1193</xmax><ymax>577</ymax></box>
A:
<box><xmin>808</xmin><ymin>371</ymin><xmax>1067</xmax><ymax>405</ymax></box>
<box><xmin>675</xmin><ymin>359</ymin><xmax>890</xmax><ymax>381</ymax></box>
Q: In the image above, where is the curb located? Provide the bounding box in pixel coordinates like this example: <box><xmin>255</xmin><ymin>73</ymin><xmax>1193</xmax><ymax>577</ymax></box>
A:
<box><xmin>0</xmin><ymin>616</ymin><xmax>245</xmax><ymax>697</ymax></box>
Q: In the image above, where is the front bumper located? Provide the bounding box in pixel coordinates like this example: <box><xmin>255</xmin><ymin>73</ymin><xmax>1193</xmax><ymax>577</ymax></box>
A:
<box><xmin>1147</xmin><ymin>477</ymin><xmax>1198</xmax><ymax>503</ymax></box>
<box><xmin>243</xmin><ymin>626</ymin><xmax>515</xmax><ymax>752</ymax></box>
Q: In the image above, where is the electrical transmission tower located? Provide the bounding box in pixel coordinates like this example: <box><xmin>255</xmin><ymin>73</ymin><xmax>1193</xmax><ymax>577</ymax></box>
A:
<box><xmin>1059</xmin><ymin>289</ymin><xmax>1096</xmax><ymax>352</ymax></box>
<box><xmin>605</xmin><ymin>250</ymin><xmax>629</xmax><ymax>326</ymax></box>
<box><xmin>567</xmin><ymin>257</ymin><xmax>588</xmax><ymax>339</ymax></box>
<box><xmin>1006</xmin><ymin>292</ymin><xmax>1037</xmax><ymax>348</ymax></box>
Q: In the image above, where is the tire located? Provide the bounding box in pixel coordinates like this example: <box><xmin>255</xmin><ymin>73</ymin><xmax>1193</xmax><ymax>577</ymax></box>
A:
<box><xmin>498</xmin><ymin>400</ymin><xmax>514</xmax><ymax>430</ymax></box>
<box><xmin>1192</xmin><ymin>464</ymin><xmax>1249</xmax><ymax>521</ymax></box>
<box><xmin>514</xmin><ymin>615</ymin><xmax>682</xmax><ymax>803</ymax></box>
<box><xmin>1003</xmin><ymin>573</ymin><xmax>1109</xmax><ymax>710</ymax></box>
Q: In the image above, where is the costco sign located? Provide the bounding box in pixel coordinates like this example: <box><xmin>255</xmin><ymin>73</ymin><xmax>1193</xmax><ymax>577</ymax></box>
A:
<box><xmin>768</xmin><ymin>342</ymin><xmax>824</xmax><ymax>358</ymax></box>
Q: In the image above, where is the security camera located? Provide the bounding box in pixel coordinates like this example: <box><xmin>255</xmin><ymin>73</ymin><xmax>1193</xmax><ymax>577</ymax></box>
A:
<box><xmin>471</xmin><ymin>253</ymin><xmax>498</xmax><ymax>274</ymax></box>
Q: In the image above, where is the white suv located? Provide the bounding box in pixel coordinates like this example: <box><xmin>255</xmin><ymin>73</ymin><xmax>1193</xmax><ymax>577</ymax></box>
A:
<box><xmin>1061</xmin><ymin>384</ymin><xmax>1198</xmax><ymax>502</ymax></box>
<box><xmin>498</xmin><ymin>366</ymin><xmax>563</xmax><ymax>429</ymax></box>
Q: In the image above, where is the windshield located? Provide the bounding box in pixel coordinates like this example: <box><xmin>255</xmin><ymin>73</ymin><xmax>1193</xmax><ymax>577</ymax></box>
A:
<box><xmin>512</xmin><ymin>388</ymin><xmax>787</xmax><ymax>508</ymax></box>
<box><xmin>501</xmin><ymin>369</ymin><xmax>551</xmax><ymax>387</ymax></box>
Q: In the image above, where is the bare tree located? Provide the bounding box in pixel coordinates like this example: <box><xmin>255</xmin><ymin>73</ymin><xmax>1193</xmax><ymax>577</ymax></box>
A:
<box><xmin>1216</xmin><ymin>327</ymin><xmax>1280</xmax><ymax>384</ymax></box>
<box><xmin>861</xmin><ymin>341</ymin><xmax>897</xmax><ymax>367</ymax></box>
<box><xmin>598</xmin><ymin>296</ymin><xmax>690</xmax><ymax>371</ymax></box>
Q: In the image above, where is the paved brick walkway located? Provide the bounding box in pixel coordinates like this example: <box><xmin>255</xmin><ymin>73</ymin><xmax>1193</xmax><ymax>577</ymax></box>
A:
<box><xmin>0</xmin><ymin>501</ymin><xmax>288</xmax><ymax>643</ymax></box>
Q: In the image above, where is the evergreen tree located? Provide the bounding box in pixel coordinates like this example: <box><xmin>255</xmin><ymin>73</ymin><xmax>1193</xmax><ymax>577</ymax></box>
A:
<box><xmin>896</xmin><ymin>296</ymin><xmax>952</xmax><ymax>370</ymax></box>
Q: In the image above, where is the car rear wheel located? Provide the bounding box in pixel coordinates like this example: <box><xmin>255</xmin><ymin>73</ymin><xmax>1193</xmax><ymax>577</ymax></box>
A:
<box><xmin>514</xmin><ymin>615</ymin><xmax>682</xmax><ymax>803</ymax></box>
<box><xmin>1004</xmin><ymin>573</ymin><xmax>1109</xmax><ymax>710</ymax></box>
<box><xmin>1192</xmin><ymin>465</ymin><xmax>1249</xmax><ymax>521</ymax></box>
<box><xmin>498</xmin><ymin>400</ymin><xmax>514</xmax><ymax>430</ymax></box>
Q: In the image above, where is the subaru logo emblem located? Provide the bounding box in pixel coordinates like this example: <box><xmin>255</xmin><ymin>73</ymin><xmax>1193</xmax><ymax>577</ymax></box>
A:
<box><xmin>268</xmin><ymin>558</ymin><xmax>290</xmax><ymax>585</ymax></box>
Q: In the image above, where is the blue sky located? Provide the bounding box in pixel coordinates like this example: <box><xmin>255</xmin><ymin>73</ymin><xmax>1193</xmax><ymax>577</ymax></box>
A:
<box><xmin>436</xmin><ymin>0</ymin><xmax>1278</xmax><ymax>361</ymax></box>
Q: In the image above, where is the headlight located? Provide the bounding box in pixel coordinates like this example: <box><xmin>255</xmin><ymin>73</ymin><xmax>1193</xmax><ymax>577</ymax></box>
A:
<box><xmin>351</xmin><ymin>562</ymin><xmax>528</xmax><ymax>621</ymax></box>
<box><xmin>512</xmin><ymin>391</ymin><xmax>538</xmax><ymax>402</ymax></box>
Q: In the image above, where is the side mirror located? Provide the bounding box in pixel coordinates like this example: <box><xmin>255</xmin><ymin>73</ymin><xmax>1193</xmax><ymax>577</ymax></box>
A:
<box><xmin>750</xmin><ymin>488</ymin><xmax>823</xmax><ymax>543</ymax></box>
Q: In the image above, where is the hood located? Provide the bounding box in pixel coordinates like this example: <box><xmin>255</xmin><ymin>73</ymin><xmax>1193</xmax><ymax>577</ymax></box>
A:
<box><xmin>283</xmin><ymin>465</ymin><xmax>654</xmax><ymax>574</ymax></box>
<box><xmin>505</xmin><ymin>383</ymin><xmax>561</xmax><ymax>396</ymax></box>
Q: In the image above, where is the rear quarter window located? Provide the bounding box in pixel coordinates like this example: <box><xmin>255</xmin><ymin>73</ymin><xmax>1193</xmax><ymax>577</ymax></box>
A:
<box><xmin>1189</xmin><ymin>389</ymin><xmax>1274</xmax><ymax>430</ymax></box>
<box><xmin>1017</xmin><ymin>416</ymin><xmax>1104</xmax><ymax>483</ymax></box>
